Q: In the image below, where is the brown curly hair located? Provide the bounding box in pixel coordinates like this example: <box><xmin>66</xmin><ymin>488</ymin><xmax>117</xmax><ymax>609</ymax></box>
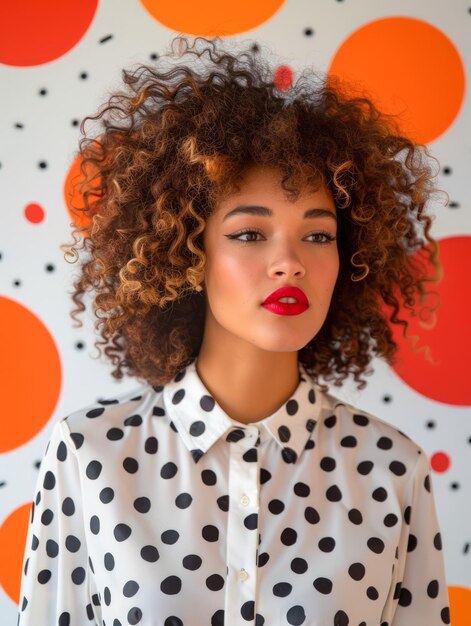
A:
<box><xmin>61</xmin><ymin>34</ymin><xmax>445</xmax><ymax>392</ymax></box>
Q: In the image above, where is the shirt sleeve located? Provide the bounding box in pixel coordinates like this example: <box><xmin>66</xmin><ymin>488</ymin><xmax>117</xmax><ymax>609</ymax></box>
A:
<box><xmin>17</xmin><ymin>419</ymin><xmax>99</xmax><ymax>625</ymax></box>
<box><xmin>387</xmin><ymin>449</ymin><xmax>450</xmax><ymax>626</ymax></box>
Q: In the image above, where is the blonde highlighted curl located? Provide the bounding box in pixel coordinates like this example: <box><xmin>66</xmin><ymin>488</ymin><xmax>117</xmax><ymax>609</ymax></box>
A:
<box><xmin>61</xmin><ymin>35</ymin><xmax>444</xmax><ymax>391</ymax></box>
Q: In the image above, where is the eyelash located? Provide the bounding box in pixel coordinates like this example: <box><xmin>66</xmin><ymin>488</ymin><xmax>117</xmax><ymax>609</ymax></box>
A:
<box><xmin>225</xmin><ymin>228</ymin><xmax>337</xmax><ymax>246</ymax></box>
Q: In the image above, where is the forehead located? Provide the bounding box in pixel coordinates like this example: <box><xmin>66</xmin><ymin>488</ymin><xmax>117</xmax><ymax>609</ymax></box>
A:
<box><xmin>213</xmin><ymin>164</ymin><xmax>334</xmax><ymax>212</ymax></box>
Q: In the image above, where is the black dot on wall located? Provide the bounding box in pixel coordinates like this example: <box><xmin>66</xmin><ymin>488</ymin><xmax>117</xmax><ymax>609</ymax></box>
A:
<box><xmin>79</xmin><ymin>72</ymin><xmax>88</xmax><ymax>80</ymax></box>
<box><xmin>75</xmin><ymin>341</ymin><xmax>85</xmax><ymax>350</ymax></box>
<box><xmin>426</xmin><ymin>420</ymin><xmax>436</xmax><ymax>429</ymax></box>
<box><xmin>45</xmin><ymin>264</ymin><xmax>55</xmax><ymax>272</ymax></box>
<box><xmin>467</xmin><ymin>436</ymin><xmax>471</xmax><ymax>445</ymax></box>
<box><xmin>304</xmin><ymin>27</ymin><xmax>314</xmax><ymax>36</ymax></box>
<box><xmin>449</xmin><ymin>201</ymin><xmax>460</xmax><ymax>208</ymax></box>
<box><xmin>34</xmin><ymin>460</ymin><xmax>41</xmax><ymax>470</ymax></box>
<box><xmin>442</xmin><ymin>166</ymin><xmax>452</xmax><ymax>175</ymax></box>
<box><xmin>382</xmin><ymin>395</ymin><xmax>392</xmax><ymax>403</ymax></box>
<box><xmin>38</xmin><ymin>88</ymin><xmax>47</xmax><ymax>96</ymax></box>
<box><xmin>13</xmin><ymin>279</ymin><xmax>21</xmax><ymax>287</ymax></box>
<box><xmin>463</xmin><ymin>543</ymin><xmax>469</xmax><ymax>554</ymax></box>
<box><xmin>451</xmin><ymin>482</ymin><xmax>460</xmax><ymax>490</ymax></box>
<box><xmin>0</xmin><ymin>480</ymin><xmax>6</xmax><ymax>488</ymax></box>
<box><xmin>99</xmin><ymin>34</ymin><xmax>113</xmax><ymax>44</ymax></box>
<box><xmin>71</xmin><ymin>119</ymin><xmax>80</xmax><ymax>127</ymax></box>
<box><xmin>38</xmin><ymin>161</ymin><xmax>48</xmax><ymax>169</ymax></box>
<box><xmin>150</xmin><ymin>52</ymin><xmax>159</xmax><ymax>60</ymax></box>
<box><xmin>15</xmin><ymin>123</ymin><xmax>24</xmax><ymax>129</ymax></box>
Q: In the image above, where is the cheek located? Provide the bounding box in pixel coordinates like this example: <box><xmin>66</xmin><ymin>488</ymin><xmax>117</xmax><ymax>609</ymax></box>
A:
<box><xmin>209</xmin><ymin>252</ymin><xmax>259</xmax><ymax>298</ymax></box>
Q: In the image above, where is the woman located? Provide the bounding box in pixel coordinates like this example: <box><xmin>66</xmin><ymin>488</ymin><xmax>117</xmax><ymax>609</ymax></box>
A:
<box><xmin>18</xmin><ymin>35</ymin><xmax>450</xmax><ymax>625</ymax></box>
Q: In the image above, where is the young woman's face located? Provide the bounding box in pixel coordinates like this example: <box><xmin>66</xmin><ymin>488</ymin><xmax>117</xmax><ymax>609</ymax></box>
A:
<box><xmin>201</xmin><ymin>164</ymin><xmax>339</xmax><ymax>354</ymax></box>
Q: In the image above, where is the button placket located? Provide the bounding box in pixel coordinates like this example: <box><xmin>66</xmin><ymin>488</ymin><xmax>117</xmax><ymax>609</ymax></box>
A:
<box><xmin>224</xmin><ymin>426</ymin><xmax>260</xmax><ymax>625</ymax></box>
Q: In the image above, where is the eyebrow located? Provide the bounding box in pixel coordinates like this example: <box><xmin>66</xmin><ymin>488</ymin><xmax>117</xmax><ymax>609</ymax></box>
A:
<box><xmin>222</xmin><ymin>205</ymin><xmax>337</xmax><ymax>222</ymax></box>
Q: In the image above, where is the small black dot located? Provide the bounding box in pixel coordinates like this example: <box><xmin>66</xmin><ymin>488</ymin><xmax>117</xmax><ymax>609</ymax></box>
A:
<box><xmin>449</xmin><ymin>201</ymin><xmax>460</xmax><ymax>208</ymax></box>
<box><xmin>442</xmin><ymin>166</ymin><xmax>452</xmax><ymax>175</ymax></box>
<box><xmin>79</xmin><ymin>71</ymin><xmax>88</xmax><ymax>80</ymax></box>
<box><xmin>382</xmin><ymin>395</ymin><xmax>392</xmax><ymax>403</ymax></box>
<box><xmin>451</xmin><ymin>481</ymin><xmax>460</xmax><ymax>490</ymax></box>
<box><xmin>304</xmin><ymin>27</ymin><xmax>314</xmax><ymax>36</ymax></box>
<box><xmin>39</xmin><ymin>88</ymin><xmax>48</xmax><ymax>96</ymax></box>
<box><xmin>426</xmin><ymin>420</ymin><xmax>436</xmax><ymax>429</ymax></box>
<box><xmin>38</xmin><ymin>161</ymin><xmax>48</xmax><ymax>169</ymax></box>
<box><xmin>150</xmin><ymin>52</ymin><xmax>159</xmax><ymax>60</ymax></box>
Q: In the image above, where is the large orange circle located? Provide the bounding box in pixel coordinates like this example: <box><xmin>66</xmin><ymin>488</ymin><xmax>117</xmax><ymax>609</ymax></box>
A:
<box><xmin>0</xmin><ymin>503</ymin><xmax>31</xmax><ymax>604</ymax></box>
<box><xmin>0</xmin><ymin>0</ymin><xmax>98</xmax><ymax>66</ymax></box>
<box><xmin>0</xmin><ymin>297</ymin><xmax>62</xmax><ymax>451</ymax></box>
<box><xmin>381</xmin><ymin>236</ymin><xmax>470</xmax><ymax>406</ymax></box>
<box><xmin>140</xmin><ymin>0</ymin><xmax>286</xmax><ymax>36</ymax></box>
<box><xmin>328</xmin><ymin>17</ymin><xmax>465</xmax><ymax>144</ymax></box>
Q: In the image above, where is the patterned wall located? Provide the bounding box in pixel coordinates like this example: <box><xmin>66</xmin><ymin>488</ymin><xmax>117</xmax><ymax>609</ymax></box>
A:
<box><xmin>0</xmin><ymin>0</ymin><xmax>469</xmax><ymax>623</ymax></box>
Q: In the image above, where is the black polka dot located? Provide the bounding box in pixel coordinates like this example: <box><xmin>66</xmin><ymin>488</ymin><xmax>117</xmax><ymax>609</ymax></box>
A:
<box><xmin>427</xmin><ymin>579</ymin><xmax>439</xmax><ymax>598</ymax></box>
<box><xmin>65</xmin><ymin>535</ymin><xmax>81</xmax><ymax>552</ymax></box>
<box><xmin>104</xmin><ymin>552</ymin><xmax>115</xmax><ymax>571</ymax></box>
<box><xmin>162</xmin><ymin>529</ymin><xmax>179</xmax><ymax>544</ymax></box>
<box><xmin>367</xmin><ymin>586</ymin><xmax>379</xmax><ymax>600</ymax></box>
<box><xmin>348</xmin><ymin>508</ymin><xmax>363</xmax><ymax>525</ymax></box>
<box><xmin>291</xmin><ymin>558</ymin><xmax>308</xmax><ymax>574</ymax></box>
<box><xmin>141</xmin><ymin>545</ymin><xmax>159</xmax><ymax>562</ymax></box>
<box><xmin>341</xmin><ymin>435</ymin><xmax>357</xmax><ymax>447</ymax></box>
<box><xmin>114</xmin><ymin>523</ymin><xmax>132</xmax><ymax>541</ymax></box>
<box><xmin>43</xmin><ymin>471</ymin><xmax>56</xmax><ymax>489</ymax></box>
<box><xmin>372</xmin><ymin>487</ymin><xmax>388</xmax><ymax>502</ymax></box>
<box><xmin>384</xmin><ymin>513</ymin><xmax>398</xmax><ymax>527</ymax></box>
<box><xmin>202</xmin><ymin>525</ymin><xmax>219</xmax><ymax>542</ymax></box>
<box><xmin>46</xmin><ymin>539</ymin><xmax>58</xmax><ymax>558</ymax></box>
<box><xmin>86</xmin><ymin>460</ymin><xmax>102</xmax><ymax>480</ymax></box>
<box><xmin>241</xmin><ymin>601</ymin><xmax>255</xmax><ymax>620</ymax></box>
<box><xmin>123</xmin><ymin>580</ymin><xmax>139</xmax><ymax>597</ymax></box>
<box><xmin>294</xmin><ymin>482</ymin><xmax>310</xmax><ymax>497</ymax></box>
<box><xmin>202</xmin><ymin>469</ymin><xmax>217</xmax><ymax>485</ymax></box>
<box><xmin>320</xmin><ymin>456</ymin><xmax>336</xmax><ymax>471</ymax></box>
<box><xmin>348</xmin><ymin>562</ymin><xmax>365</xmax><ymax>580</ymax></box>
<box><xmin>398</xmin><ymin>586</ymin><xmax>412</xmax><ymax>606</ymax></box>
<box><xmin>161</xmin><ymin>575</ymin><xmax>182</xmax><ymax>594</ymax></box>
<box><xmin>357</xmin><ymin>460</ymin><xmax>374</xmax><ymax>475</ymax></box>
<box><xmin>326</xmin><ymin>485</ymin><xmax>342</xmax><ymax>501</ymax></box>
<box><xmin>407</xmin><ymin>534</ymin><xmax>418</xmax><ymax>551</ymax></box>
<box><xmin>107</xmin><ymin>428</ymin><xmax>124</xmax><ymax>440</ymax></box>
<box><xmin>38</xmin><ymin>569</ymin><xmax>51</xmax><ymax>584</ymax></box>
<box><xmin>183</xmin><ymin>554</ymin><xmax>202</xmax><ymax>570</ymax></box>
<box><xmin>71</xmin><ymin>567</ymin><xmax>85</xmax><ymax>584</ymax></box>
<box><xmin>134</xmin><ymin>497</ymin><xmax>151</xmax><ymax>513</ymax></box>
<box><xmin>318</xmin><ymin>537</ymin><xmax>336</xmax><ymax>552</ymax></box>
<box><xmin>324</xmin><ymin>415</ymin><xmax>336</xmax><ymax>428</ymax></box>
<box><xmin>90</xmin><ymin>516</ymin><xmax>100</xmax><ymax>535</ymax></box>
<box><xmin>286</xmin><ymin>604</ymin><xmax>306</xmax><ymax>625</ymax></box>
<box><xmin>57</xmin><ymin>441</ymin><xmax>68</xmax><ymax>461</ymax></box>
<box><xmin>206</xmin><ymin>573</ymin><xmax>225</xmax><ymax>591</ymax></box>
<box><xmin>123</xmin><ymin>457</ymin><xmax>138</xmax><ymax>473</ymax></box>
<box><xmin>175</xmin><ymin>493</ymin><xmax>193</xmax><ymax>509</ymax></box>
<box><xmin>353</xmin><ymin>413</ymin><xmax>369</xmax><ymax>426</ymax></box>
<box><xmin>441</xmin><ymin>606</ymin><xmax>450</xmax><ymax>624</ymax></box>
<box><xmin>269</xmin><ymin>499</ymin><xmax>285</xmax><ymax>514</ymax></box>
<box><xmin>389</xmin><ymin>461</ymin><xmax>406</xmax><ymax>476</ymax></box>
<box><xmin>145</xmin><ymin>436</ymin><xmax>158</xmax><ymax>453</ymax></box>
<box><xmin>58</xmin><ymin>612</ymin><xmax>70</xmax><ymax>626</ymax></box>
<box><xmin>377</xmin><ymin>436</ymin><xmax>393</xmax><ymax>450</ymax></box>
<box><xmin>281</xmin><ymin>528</ymin><xmax>297</xmax><ymax>545</ymax></box>
<box><xmin>124</xmin><ymin>414</ymin><xmax>142</xmax><ymax>427</ymax></box>
<box><xmin>127</xmin><ymin>607</ymin><xmax>143</xmax><ymax>624</ymax></box>
<box><xmin>434</xmin><ymin>532</ymin><xmax>442</xmax><ymax>550</ymax></box>
<box><xmin>313</xmin><ymin>577</ymin><xmax>332</xmax><ymax>594</ymax></box>
<box><xmin>99</xmin><ymin>487</ymin><xmax>114</xmax><ymax>504</ymax></box>
<box><xmin>367</xmin><ymin>537</ymin><xmax>385</xmax><ymax>553</ymax></box>
<box><xmin>334</xmin><ymin>610</ymin><xmax>349</xmax><ymax>626</ymax></box>
<box><xmin>190</xmin><ymin>420</ymin><xmax>206</xmax><ymax>436</ymax></box>
<box><xmin>161</xmin><ymin>462</ymin><xmax>178</xmax><ymax>479</ymax></box>
<box><xmin>305</xmin><ymin>506</ymin><xmax>320</xmax><ymax>524</ymax></box>
<box><xmin>273</xmin><ymin>581</ymin><xmax>292</xmax><ymax>596</ymax></box>
<box><xmin>62</xmin><ymin>497</ymin><xmax>75</xmax><ymax>516</ymax></box>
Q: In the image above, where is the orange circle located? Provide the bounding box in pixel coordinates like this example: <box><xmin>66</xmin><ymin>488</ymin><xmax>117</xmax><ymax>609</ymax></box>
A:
<box><xmin>274</xmin><ymin>64</ymin><xmax>293</xmax><ymax>91</ymax></box>
<box><xmin>449</xmin><ymin>586</ymin><xmax>471</xmax><ymax>626</ymax></box>
<box><xmin>0</xmin><ymin>297</ymin><xmax>61</xmax><ymax>452</ymax></box>
<box><xmin>328</xmin><ymin>17</ymin><xmax>465</xmax><ymax>144</ymax></box>
<box><xmin>0</xmin><ymin>0</ymin><xmax>98</xmax><ymax>66</ymax></box>
<box><xmin>381</xmin><ymin>236</ymin><xmax>470</xmax><ymax>406</ymax></box>
<box><xmin>140</xmin><ymin>0</ymin><xmax>286</xmax><ymax>36</ymax></box>
<box><xmin>63</xmin><ymin>153</ymin><xmax>103</xmax><ymax>237</ymax></box>
<box><xmin>24</xmin><ymin>203</ymin><xmax>45</xmax><ymax>224</ymax></box>
<box><xmin>430</xmin><ymin>451</ymin><xmax>451</xmax><ymax>473</ymax></box>
<box><xmin>0</xmin><ymin>503</ymin><xmax>31</xmax><ymax>604</ymax></box>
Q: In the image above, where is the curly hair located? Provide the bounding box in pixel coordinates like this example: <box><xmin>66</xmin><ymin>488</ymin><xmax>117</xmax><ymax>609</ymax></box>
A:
<box><xmin>61</xmin><ymin>34</ymin><xmax>445</xmax><ymax>392</ymax></box>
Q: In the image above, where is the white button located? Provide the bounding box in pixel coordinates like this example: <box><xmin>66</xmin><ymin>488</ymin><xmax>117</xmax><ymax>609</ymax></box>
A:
<box><xmin>240</xmin><ymin>494</ymin><xmax>250</xmax><ymax>506</ymax></box>
<box><xmin>238</xmin><ymin>569</ymin><xmax>249</xmax><ymax>581</ymax></box>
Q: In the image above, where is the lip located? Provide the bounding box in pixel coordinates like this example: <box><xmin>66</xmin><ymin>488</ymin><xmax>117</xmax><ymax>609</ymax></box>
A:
<box><xmin>262</xmin><ymin>301</ymin><xmax>308</xmax><ymax>316</ymax></box>
<box><xmin>262</xmin><ymin>286</ymin><xmax>309</xmax><ymax>305</ymax></box>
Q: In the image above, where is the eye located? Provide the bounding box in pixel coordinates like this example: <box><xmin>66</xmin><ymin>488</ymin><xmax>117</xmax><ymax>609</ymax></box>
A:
<box><xmin>225</xmin><ymin>229</ymin><xmax>337</xmax><ymax>245</ymax></box>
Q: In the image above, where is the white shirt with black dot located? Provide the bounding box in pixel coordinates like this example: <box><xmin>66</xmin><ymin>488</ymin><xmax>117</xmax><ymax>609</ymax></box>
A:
<box><xmin>17</xmin><ymin>358</ymin><xmax>450</xmax><ymax>625</ymax></box>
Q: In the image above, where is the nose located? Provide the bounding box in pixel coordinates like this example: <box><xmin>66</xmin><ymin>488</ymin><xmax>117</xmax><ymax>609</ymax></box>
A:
<box><xmin>269</xmin><ymin>245</ymin><xmax>306</xmax><ymax>279</ymax></box>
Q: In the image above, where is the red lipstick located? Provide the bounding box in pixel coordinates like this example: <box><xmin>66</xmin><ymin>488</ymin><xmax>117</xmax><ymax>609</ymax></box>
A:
<box><xmin>262</xmin><ymin>286</ymin><xmax>309</xmax><ymax>316</ymax></box>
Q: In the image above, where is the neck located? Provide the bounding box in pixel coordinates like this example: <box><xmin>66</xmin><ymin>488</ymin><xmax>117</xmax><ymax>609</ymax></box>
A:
<box><xmin>194</xmin><ymin>349</ymin><xmax>300</xmax><ymax>425</ymax></box>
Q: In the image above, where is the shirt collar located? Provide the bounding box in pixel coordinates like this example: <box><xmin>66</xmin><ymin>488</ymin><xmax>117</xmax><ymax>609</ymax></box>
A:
<box><xmin>161</xmin><ymin>358</ymin><xmax>323</xmax><ymax>464</ymax></box>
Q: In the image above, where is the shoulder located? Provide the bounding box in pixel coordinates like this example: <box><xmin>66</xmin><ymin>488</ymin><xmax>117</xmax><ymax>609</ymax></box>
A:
<box><xmin>58</xmin><ymin>382</ymin><xmax>163</xmax><ymax>450</ymax></box>
<box><xmin>318</xmin><ymin>386</ymin><xmax>425</xmax><ymax>469</ymax></box>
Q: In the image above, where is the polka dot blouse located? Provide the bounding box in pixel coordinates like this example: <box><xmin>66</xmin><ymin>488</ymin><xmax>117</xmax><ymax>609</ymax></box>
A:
<box><xmin>18</xmin><ymin>358</ymin><xmax>450</xmax><ymax>626</ymax></box>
